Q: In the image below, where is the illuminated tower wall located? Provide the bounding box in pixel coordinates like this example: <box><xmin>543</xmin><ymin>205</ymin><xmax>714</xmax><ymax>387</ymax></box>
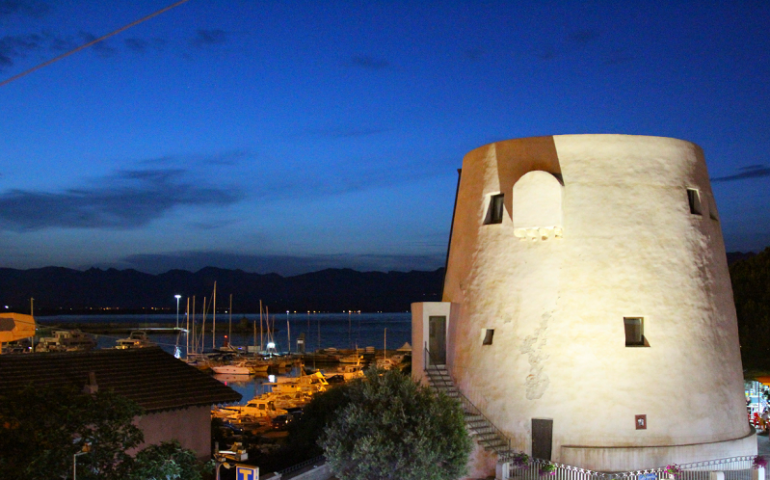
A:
<box><xmin>414</xmin><ymin>135</ymin><xmax>754</xmax><ymax>472</ymax></box>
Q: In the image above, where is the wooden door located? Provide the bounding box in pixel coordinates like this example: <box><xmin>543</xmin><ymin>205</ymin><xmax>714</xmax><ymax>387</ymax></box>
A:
<box><xmin>532</xmin><ymin>418</ymin><xmax>553</xmax><ymax>460</ymax></box>
<box><xmin>428</xmin><ymin>316</ymin><xmax>446</xmax><ymax>365</ymax></box>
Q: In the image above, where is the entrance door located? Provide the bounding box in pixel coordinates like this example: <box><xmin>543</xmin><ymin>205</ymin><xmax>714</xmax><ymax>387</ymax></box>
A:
<box><xmin>428</xmin><ymin>316</ymin><xmax>446</xmax><ymax>365</ymax></box>
<box><xmin>532</xmin><ymin>418</ymin><xmax>553</xmax><ymax>461</ymax></box>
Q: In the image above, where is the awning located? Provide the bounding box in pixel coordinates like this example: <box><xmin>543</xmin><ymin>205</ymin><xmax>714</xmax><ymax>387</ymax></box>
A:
<box><xmin>0</xmin><ymin>313</ymin><xmax>36</xmax><ymax>342</ymax></box>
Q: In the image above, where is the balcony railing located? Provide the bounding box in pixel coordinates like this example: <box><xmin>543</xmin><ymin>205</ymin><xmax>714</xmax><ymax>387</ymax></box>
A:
<box><xmin>507</xmin><ymin>456</ymin><xmax>764</xmax><ymax>480</ymax></box>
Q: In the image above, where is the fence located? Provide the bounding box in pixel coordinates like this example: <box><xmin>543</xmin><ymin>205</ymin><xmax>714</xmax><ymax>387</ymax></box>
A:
<box><xmin>506</xmin><ymin>456</ymin><xmax>764</xmax><ymax>480</ymax></box>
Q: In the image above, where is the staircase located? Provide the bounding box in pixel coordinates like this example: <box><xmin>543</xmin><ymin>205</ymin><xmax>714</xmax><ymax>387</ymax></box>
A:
<box><xmin>425</xmin><ymin>364</ymin><xmax>513</xmax><ymax>458</ymax></box>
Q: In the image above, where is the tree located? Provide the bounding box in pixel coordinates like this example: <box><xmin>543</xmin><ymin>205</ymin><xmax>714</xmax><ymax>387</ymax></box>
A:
<box><xmin>0</xmin><ymin>383</ymin><xmax>206</xmax><ymax>480</ymax></box>
<box><xmin>129</xmin><ymin>440</ymin><xmax>205</xmax><ymax>480</ymax></box>
<box><xmin>730</xmin><ymin>247</ymin><xmax>770</xmax><ymax>369</ymax></box>
<box><xmin>0</xmin><ymin>383</ymin><xmax>143</xmax><ymax>480</ymax></box>
<box><xmin>287</xmin><ymin>379</ymin><xmax>354</xmax><ymax>459</ymax></box>
<box><xmin>320</xmin><ymin>369</ymin><xmax>472</xmax><ymax>480</ymax></box>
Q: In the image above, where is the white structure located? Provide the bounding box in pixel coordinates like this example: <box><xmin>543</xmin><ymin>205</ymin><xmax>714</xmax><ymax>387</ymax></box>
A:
<box><xmin>412</xmin><ymin>135</ymin><xmax>754</xmax><ymax>473</ymax></box>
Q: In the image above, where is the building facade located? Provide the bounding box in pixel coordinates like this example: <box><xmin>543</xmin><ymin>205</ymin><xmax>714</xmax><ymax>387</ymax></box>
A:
<box><xmin>412</xmin><ymin>135</ymin><xmax>754</xmax><ymax>472</ymax></box>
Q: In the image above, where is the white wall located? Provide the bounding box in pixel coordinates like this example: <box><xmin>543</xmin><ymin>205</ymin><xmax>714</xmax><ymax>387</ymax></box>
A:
<box><xmin>441</xmin><ymin>135</ymin><xmax>752</xmax><ymax>471</ymax></box>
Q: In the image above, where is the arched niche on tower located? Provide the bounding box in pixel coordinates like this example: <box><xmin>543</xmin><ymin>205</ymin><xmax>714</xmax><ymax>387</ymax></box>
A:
<box><xmin>512</xmin><ymin>170</ymin><xmax>563</xmax><ymax>240</ymax></box>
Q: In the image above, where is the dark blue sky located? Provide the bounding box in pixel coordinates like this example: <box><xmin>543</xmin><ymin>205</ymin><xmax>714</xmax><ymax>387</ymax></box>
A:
<box><xmin>1</xmin><ymin>0</ymin><xmax>768</xmax><ymax>275</ymax></box>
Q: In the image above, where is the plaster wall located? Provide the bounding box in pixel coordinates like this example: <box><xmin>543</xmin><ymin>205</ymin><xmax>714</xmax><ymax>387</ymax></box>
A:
<box><xmin>411</xmin><ymin>301</ymin><xmax>452</xmax><ymax>385</ymax></box>
<box><xmin>440</xmin><ymin>135</ymin><xmax>752</xmax><ymax>470</ymax></box>
<box><xmin>134</xmin><ymin>405</ymin><xmax>212</xmax><ymax>460</ymax></box>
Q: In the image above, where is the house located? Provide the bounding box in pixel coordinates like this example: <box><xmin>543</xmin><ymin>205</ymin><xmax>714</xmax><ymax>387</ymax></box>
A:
<box><xmin>0</xmin><ymin>346</ymin><xmax>241</xmax><ymax>459</ymax></box>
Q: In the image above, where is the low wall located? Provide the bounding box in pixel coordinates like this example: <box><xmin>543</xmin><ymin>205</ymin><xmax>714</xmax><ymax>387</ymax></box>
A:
<box><xmin>560</xmin><ymin>431</ymin><xmax>758</xmax><ymax>471</ymax></box>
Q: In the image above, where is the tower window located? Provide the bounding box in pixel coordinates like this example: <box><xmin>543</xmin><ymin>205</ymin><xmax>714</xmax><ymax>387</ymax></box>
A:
<box><xmin>482</xmin><ymin>329</ymin><xmax>494</xmax><ymax>345</ymax></box>
<box><xmin>624</xmin><ymin>317</ymin><xmax>647</xmax><ymax>347</ymax></box>
<box><xmin>485</xmin><ymin>194</ymin><xmax>504</xmax><ymax>224</ymax></box>
<box><xmin>687</xmin><ymin>188</ymin><xmax>702</xmax><ymax>215</ymax></box>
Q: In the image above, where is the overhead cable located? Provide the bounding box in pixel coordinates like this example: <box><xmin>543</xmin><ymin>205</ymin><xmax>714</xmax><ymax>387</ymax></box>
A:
<box><xmin>0</xmin><ymin>0</ymin><xmax>193</xmax><ymax>88</ymax></box>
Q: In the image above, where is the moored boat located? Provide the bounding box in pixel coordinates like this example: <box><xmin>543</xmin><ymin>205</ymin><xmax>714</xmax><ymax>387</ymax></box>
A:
<box><xmin>35</xmin><ymin>329</ymin><xmax>96</xmax><ymax>352</ymax></box>
<box><xmin>115</xmin><ymin>330</ymin><xmax>154</xmax><ymax>349</ymax></box>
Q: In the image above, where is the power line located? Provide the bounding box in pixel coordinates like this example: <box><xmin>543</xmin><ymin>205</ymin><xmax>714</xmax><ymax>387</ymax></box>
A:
<box><xmin>0</xmin><ymin>0</ymin><xmax>193</xmax><ymax>88</ymax></box>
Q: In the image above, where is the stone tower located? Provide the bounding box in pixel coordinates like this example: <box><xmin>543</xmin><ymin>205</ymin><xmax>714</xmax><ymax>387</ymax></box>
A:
<box><xmin>412</xmin><ymin>135</ymin><xmax>754</xmax><ymax>472</ymax></box>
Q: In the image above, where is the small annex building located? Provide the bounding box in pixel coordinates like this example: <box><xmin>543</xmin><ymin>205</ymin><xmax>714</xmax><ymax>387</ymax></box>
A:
<box><xmin>0</xmin><ymin>346</ymin><xmax>241</xmax><ymax>460</ymax></box>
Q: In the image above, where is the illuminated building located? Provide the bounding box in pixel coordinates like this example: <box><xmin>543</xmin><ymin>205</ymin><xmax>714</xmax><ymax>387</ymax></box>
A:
<box><xmin>412</xmin><ymin>135</ymin><xmax>754</xmax><ymax>472</ymax></box>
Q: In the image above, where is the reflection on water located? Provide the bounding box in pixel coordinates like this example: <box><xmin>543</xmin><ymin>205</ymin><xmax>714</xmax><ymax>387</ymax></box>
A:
<box><xmin>213</xmin><ymin>373</ymin><xmax>273</xmax><ymax>404</ymax></box>
<box><xmin>213</xmin><ymin>364</ymin><xmax>306</xmax><ymax>405</ymax></box>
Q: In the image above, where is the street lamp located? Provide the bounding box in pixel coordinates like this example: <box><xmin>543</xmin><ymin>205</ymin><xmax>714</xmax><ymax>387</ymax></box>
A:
<box><xmin>214</xmin><ymin>442</ymin><xmax>248</xmax><ymax>480</ymax></box>
<box><xmin>73</xmin><ymin>443</ymin><xmax>91</xmax><ymax>480</ymax></box>
<box><xmin>174</xmin><ymin>295</ymin><xmax>182</xmax><ymax>329</ymax></box>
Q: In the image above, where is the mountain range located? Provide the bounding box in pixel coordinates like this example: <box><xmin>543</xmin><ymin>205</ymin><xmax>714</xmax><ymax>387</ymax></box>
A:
<box><xmin>0</xmin><ymin>266</ymin><xmax>445</xmax><ymax>315</ymax></box>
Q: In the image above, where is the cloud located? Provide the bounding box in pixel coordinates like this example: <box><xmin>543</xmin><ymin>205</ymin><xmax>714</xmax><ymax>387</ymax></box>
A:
<box><xmin>47</xmin><ymin>32</ymin><xmax>77</xmax><ymax>52</ymax></box>
<box><xmin>464</xmin><ymin>48</ymin><xmax>484</xmax><ymax>61</ymax></box>
<box><xmin>124</xmin><ymin>37</ymin><xmax>166</xmax><ymax>53</ymax></box>
<box><xmin>347</xmin><ymin>55</ymin><xmax>390</xmax><ymax>70</ymax></box>
<box><xmin>604</xmin><ymin>49</ymin><xmax>633</xmax><ymax>65</ymax></box>
<box><xmin>189</xmin><ymin>29</ymin><xmax>228</xmax><ymax>48</ymax></box>
<box><xmin>569</xmin><ymin>29</ymin><xmax>599</xmax><ymax>45</ymax></box>
<box><xmin>0</xmin><ymin>168</ymin><xmax>244</xmax><ymax>231</ymax></box>
<box><xmin>712</xmin><ymin>165</ymin><xmax>770</xmax><ymax>182</ymax></box>
<box><xmin>124</xmin><ymin>37</ymin><xmax>147</xmax><ymax>53</ymax></box>
<box><xmin>0</xmin><ymin>33</ymin><xmax>44</xmax><ymax>69</ymax></box>
<box><xmin>0</xmin><ymin>0</ymin><xmax>49</xmax><ymax>19</ymax></box>
<box><xmin>116</xmin><ymin>251</ymin><xmax>446</xmax><ymax>276</ymax></box>
<box><xmin>536</xmin><ymin>46</ymin><xmax>557</xmax><ymax>61</ymax></box>
<box><xmin>78</xmin><ymin>31</ymin><xmax>116</xmax><ymax>57</ymax></box>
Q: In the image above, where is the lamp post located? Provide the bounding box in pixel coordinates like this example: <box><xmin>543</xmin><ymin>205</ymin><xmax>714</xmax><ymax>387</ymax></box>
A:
<box><xmin>174</xmin><ymin>295</ymin><xmax>182</xmax><ymax>329</ymax></box>
<box><xmin>73</xmin><ymin>443</ymin><xmax>91</xmax><ymax>480</ymax></box>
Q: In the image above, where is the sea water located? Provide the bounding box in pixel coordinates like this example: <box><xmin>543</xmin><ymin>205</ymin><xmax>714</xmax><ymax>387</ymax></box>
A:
<box><xmin>37</xmin><ymin>312</ymin><xmax>412</xmax><ymax>404</ymax></box>
<box><xmin>37</xmin><ymin>312</ymin><xmax>412</xmax><ymax>357</ymax></box>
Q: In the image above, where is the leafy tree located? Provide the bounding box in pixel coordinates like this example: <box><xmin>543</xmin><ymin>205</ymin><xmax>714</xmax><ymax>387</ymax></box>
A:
<box><xmin>0</xmin><ymin>383</ymin><xmax>143</xmax><ymax>480</ymax></box>
<box><xmin>320</xmin><ymin>369</ymin><xmax>472</xmax><ymax>480</ymax></box>
<box><xmin>0</xmin><ymin>383</ymin><xmax>207</xmax><ymax>480</ymax></box>
<box><xmin>287</xmin><ymin>380</ymin><xmax>354</xmax><ymax>459</ymax></box>
<box><xmin>129</xmin><ymin>440</ymin><xmax>204</xmax><ymax>480</ymax></box>
<box><xmin>730</xmin><ymin>247</ymin><xmax>770</xmax><ymax>370</ymax></box>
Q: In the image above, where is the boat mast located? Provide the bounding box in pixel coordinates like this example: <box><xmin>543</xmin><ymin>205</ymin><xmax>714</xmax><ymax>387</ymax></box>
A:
<box><xmin>384</xmin><ymin>328</ymin><xmax>387</xmax><ymax>362</ymax></box>
<box><xmin>192</xmin><ymin>295</ymin><xmax>196</xmax><ymax>355</ymax></box>
<box><xmin>185</xmin><ymin>297</ymin><xmax>190</xmax><ymax>358</ymax></box>
<box><xmin>229</xmin><ymin>293</ymin><xmax>233</xmax><ymax>345</ymax></box>
<box><xmin>212</xmin><ymin>282</ymin><xmax>217</xmax><ymax>351</ymax></box>
<box><xmin>201</xmin><ymin>296</ymin><xmax>206</xmax><ymax>353</ymax></box>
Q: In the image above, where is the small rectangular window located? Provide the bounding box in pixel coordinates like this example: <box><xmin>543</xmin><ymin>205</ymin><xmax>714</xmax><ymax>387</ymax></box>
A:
<box><xmin>485</xmin><ymin>194</ymin><xmax>504</xmax><ymax>224</ymax></box>
<box><xmin>482</xmin><ymin>329</ymin><xmax>494</xmax><ymax>345</ymax></box>
<box><xmin>687</xmin><ymin>188</ymin><xmax>702</xmax><ymax>215</ymax></box>
<box><xmin>624</xmin><ymin>317</ymin><xmax>646</xmax><ymax>347</ymax></box>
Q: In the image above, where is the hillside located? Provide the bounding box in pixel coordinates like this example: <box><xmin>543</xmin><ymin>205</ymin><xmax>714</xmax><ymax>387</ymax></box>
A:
<box><xmin>0</xmin><ymin>267</ymin><xmax>445</xmax><ymax>315</ymax></box>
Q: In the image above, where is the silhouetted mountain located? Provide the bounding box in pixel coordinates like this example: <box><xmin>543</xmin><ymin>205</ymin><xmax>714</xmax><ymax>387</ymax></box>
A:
<box><xmin>0</xmin><ymin>267</ymin><xmax>445</xmax><ymax>315</ymax></box>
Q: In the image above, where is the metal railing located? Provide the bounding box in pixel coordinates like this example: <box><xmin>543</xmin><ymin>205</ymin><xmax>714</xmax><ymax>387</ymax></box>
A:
<box><xmin>507</xmin><ymin>456</ymin><xmax>763</xmax><ymax>480</ymax></box>
<box><xmin>424</xmin><ymin>347</ymin><xmax>511</xmax><ymax>455</ymax></box>
<box><xmin>278</xmin><ymin>455</ymin><xmax>326</xmax><ymax>477</ymax></box>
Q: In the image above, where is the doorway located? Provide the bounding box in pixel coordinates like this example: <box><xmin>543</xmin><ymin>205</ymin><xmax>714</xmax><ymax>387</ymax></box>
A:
<box><xmin>428</xmin><ymin>315</ymin><xmax>446</xmax><ymax>365</ymax></box>
<box><xmin>532</xmin><ymin>418</ymin><xmax>553</xmax><ymax>461</ymax></box>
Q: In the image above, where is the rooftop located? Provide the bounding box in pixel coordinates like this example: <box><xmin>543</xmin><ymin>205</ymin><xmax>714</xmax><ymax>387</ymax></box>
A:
<box><xmin>0</xmin><ymin>347</ymin><xmax>241</xmax><ymax>412</ymax></box>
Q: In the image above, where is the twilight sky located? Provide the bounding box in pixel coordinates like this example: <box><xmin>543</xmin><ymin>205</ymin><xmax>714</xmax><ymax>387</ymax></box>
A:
<box><xmin>1</xmin><ymin>0</ymin><xmax>769</xmax><ymax>275</ymax></box>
